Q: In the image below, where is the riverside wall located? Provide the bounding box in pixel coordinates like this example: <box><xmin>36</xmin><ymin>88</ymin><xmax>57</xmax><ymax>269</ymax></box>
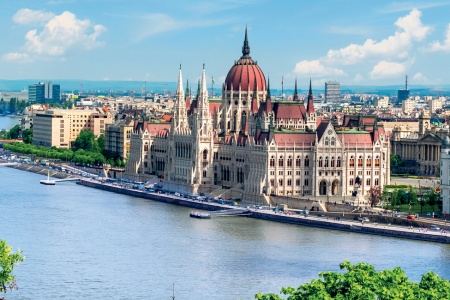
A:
<box><xmin>77</xmin><ymin>179</ymin><xmax>450</xmax><ymax>245</ymax></box>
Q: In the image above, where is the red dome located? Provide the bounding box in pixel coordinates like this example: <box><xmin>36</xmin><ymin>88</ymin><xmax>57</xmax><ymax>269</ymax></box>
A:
<box><xmin>224</xmin><ymin>28</ymin><xmax>266</xmax><ymax>92</ymax></box>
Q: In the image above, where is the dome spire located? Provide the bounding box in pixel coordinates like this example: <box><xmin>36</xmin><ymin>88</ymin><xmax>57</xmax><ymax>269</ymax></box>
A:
<box><xmin>242</xmin><ymin>25</ymin><xmax>251</xmax><ymax>58</ymax></box>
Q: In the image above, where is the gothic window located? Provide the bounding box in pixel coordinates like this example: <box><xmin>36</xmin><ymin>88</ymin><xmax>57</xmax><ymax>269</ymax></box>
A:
<box><xmin>270</xmin><ymin>156</ymin><xmax>275</xmax><ymax>167</ymax></box>
<box><xmin>366</xmin><ymin>178</ymin><xmax>371</xmax><ymax>186</ymax></box>
<box><xmin>375</xmin><ymin>178</ymin><xmax>379</xmax><ymax>186</ymax></box>
<box><xmin>331</xmin><ymin>137</ymin><xmax>335</xmax><ymax>146</ymax></box>
<box><xmin>304</xmin><ymin>156</ymin><xmax>309</xmax><ymax>167</ymax></box>
<box><xmin>337</xmin><ymin>157</ymin><xmax>341</xmax><ymax>167</ymax></box>
<box><xmin>203</xmin><ymin>170</ymin><xmax>207</xmax><ymax>177</ymax></box>
<box><xmin>349</xmin><ymin>156</ymin><xmax>355</xmax><ymax>167</ymax></box>
<box><xmin>304</xmin><ymin>178</ymin><xmax>309</xmax><ymax>186</ymax></box>
<box><xmin>296</xmin><ymin>179</ymin><xmax>300</xmax><ymax>186</ymax></box>
<box><xmin>241</xmin><ymin>111</ymin><xmax>247</xmax><ymax>131</ymax></box>
<box><xmin>366</xmin><ymin>156</ymin><xmax>371</xmax><ymax>167</ymax></box>
<box><xmin>287</xmin><ymin>179</ymin><xmax>292</xmax><ymax>186</ymax></box>
<box><xmin>350</xmin><ymin>178</ymin><xmax>354</xmax><ymax>186</ymax></box>
<box><xmin>358</xmin><ymin>156</ymin><xmax>363</xmax><ymax>167</ymax></box>
<box><xmin>324</xmin><ymin>157</ymin><xmax>329</xmax><ymax>168</ymax></box>
<box><xmin>144</xmin><ymin>143</ymin><xmax>148</xmax><ymax>152</ymax></box>
<box><xmin>203</xmin><ymin>149</ymin><xmax>208</xmax><ymax>160</ymax></box>
<box><xmin>318</xmin><ymin>156</ymin><xmax>323</xmax><ymax>167</ymax></box>
<box><xmin>279</xmin><ymin>179</ymin><xmax>283</xmax><ymax>186</ymax></box>
<box><xmin>325</xmin><ymin>138</ymin><xmax>329</xmax><ymax>146</ymax></box>
<box><xmin>331</xmin><ymin>157</ymin><xmax>335</xmax><ymax>167</ymax></box>
<box><xmin>296</xmin><ymin>156</ymin><xmax>301</xmax><ymax>167</ymax></box>
<box><xmin>270</xmin><ymin>179</ymin><xmax>274</xmax><ymax>186</ymax></box>
<box><xmin>287</xmin><ymin>156</ymin><xmax>293</xmax><ymax>167</ymax></box>
<box><xmin>375</xmin><ymin>156</ymin><xmax>380</xmax><ymax>167</ymax></box>
<box><xmin>279</xmin><ymin>156</ymin><xmax>284</xmax><ymax>167</ymax></box>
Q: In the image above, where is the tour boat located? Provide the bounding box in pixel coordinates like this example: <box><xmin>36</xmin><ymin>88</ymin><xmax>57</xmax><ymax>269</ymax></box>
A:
<box><xmin>189</xmin><ymin>211</ymin><xmax>211</xmax><ymax>219</ymax></box>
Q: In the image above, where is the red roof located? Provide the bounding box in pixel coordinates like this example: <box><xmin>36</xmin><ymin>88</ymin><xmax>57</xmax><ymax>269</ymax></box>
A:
<box><xmin>273</xmin><ymin>102</ymin><xmax>306</xmax><ymax>120</ymax></box>
<box><xmin>225</xmin><ymin>57</ymin><xmax>266</xmax><ymax>91</ymax></box>
<box><xmin>161</xmin><ymin>115</ymin><xmax>172</xmax><ymax>122</ymax></box>
<box><xmin>337</xmin><ymin>133</ymin><xmax>373</xmax><ymax>146</ymax></box>
<box><xmin>209</xmin><ymin>102</ymin><xmax>221</xmax><ymax>117</ymax></box>
<box><xmin>273</xmin><ymin>132</ymin><xmax>316</xmax><ymax>145</ymax></box>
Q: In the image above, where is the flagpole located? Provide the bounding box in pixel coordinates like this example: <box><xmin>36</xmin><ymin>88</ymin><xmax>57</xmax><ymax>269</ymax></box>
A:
<box><xmin>281</xmin><ymin>76</ymin><xmax>284</xmax><ymax>100</ymax></box>
<box><xmin>211</xmin><ymin>76</ymin><xmax>214</xmax><ymax>97</ymax></box>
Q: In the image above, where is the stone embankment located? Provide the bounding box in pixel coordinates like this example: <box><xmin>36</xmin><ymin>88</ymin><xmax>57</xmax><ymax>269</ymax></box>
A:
<box><xmin>78</xmin><ymin>179</ymin><xmax>450</xmax><ymax>245</ymax></box>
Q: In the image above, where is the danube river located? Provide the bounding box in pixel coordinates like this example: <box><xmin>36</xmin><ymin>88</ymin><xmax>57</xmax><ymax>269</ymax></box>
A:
<box><xmin>0</xmin><ymin>115</ymin><xmax>20</xmax><ymax>131</ymax></box>
<box><xmin>1</xmin><ymin>167</ymin><xmax>449</xmax><ymax>300</ymax></box>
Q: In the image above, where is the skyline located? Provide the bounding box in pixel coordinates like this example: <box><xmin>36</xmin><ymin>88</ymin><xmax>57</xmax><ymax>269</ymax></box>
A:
<box><xmin>1</xmin><ymin>1</ymin><xmax>450</xmax><ymax>88</ymax></box>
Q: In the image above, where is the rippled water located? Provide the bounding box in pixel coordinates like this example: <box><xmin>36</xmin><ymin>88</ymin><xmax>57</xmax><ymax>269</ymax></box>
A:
<box><xmin>0</xmin><ymin>167</ymin><xmax>449</xmax><ymax>300</ymax></box>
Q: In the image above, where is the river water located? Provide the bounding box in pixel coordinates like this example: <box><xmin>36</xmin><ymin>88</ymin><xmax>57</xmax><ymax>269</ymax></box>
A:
<box><xmin>0</xmin><ymin>167</ymin><xmax>449</xmax><ymax>300</ymax></box>
<box><xmin>0</xmin><ymin>116</ymin><xmax>20</xmax><ymax>131</ymax></box>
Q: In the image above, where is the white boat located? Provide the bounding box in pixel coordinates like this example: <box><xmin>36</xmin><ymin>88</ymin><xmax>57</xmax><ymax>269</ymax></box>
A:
<box><xmin>189</xmin><ymin>211</ymin><xmax>211</xmax><ymax>219</ymax></box>
<box><xmin>40</xmin><ymin>171</ymin><xmax>56</xmax><ymax>185</ymax></box>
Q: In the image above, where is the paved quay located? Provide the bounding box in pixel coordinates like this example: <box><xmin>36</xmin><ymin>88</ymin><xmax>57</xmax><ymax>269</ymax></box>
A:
<box><xmin>78</xmin><ymin>179</ymin><xmax>450</xmax><ymax>245</ymax></box>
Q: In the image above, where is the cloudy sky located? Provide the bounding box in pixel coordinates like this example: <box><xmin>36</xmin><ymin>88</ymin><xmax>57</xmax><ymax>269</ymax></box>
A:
<box><xmin>1</xmin><ymin>0</ymin><xmax>450</xmax><ymax>88</ymax></box>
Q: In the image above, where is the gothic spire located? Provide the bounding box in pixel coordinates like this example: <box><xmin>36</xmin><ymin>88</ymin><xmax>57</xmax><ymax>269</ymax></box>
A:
<box><xmin>293</xmin><ymin>78</ymin><xmax>299</xmax><ymax>101</ymax></box>
<box><xmin>176</xmin><ymin>64</ymin><xmax>184</xmax><ymax>96</ymax></box>
<box><xmin>306</xmin><ymin>78</ymin><xmax>315</xmax><ymax>114</ymax></box>
<box><xmin>242</xmin><ymin>26</ymin><xmax>251</xmax><ymax>58</ymax></box>
<box><xmin>266</xmin><ymin>77</ymin><xmax>271</xmax><ymax>100</ymax></box>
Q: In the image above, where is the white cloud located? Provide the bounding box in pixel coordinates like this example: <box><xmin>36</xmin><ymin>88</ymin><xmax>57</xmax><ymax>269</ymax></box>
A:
<box><xmin>5</xmin><ymin>9</ymin><xmax>106</xmax><ymax>61</ymax></box>
<box><xmin>293</xmin><ymin>60</ymin><xmax>346</xmax><ymax>77</ymax></box>
<box><xmin>354</xmin><ymin>73</ymin><xmax>364</xmax><ymax>83</ymax></box>
<box><xmin>325</xmin><ymin>9</ymin><xmax>431</xmax><ymax>65</ymax></box>
<box><xmin>370</xmin><ymin>61</ymin><xmax>405</xmax><ymax>78</ymax></box>
<box><xmin>2</xmin><ymin>52</ymin><xmax>30</xmax><ymax>62</ymax></box>
<box><xmin>429</xmin><ymin>23</ymin><xmax>450</xmax><ymax>52</ymax></box>
<box><xmin>412</xmin><ymin>72</ymin><xmax>430</xmax><ymax>84</ymax></box>
<box><xmin>13</xmin><ymin>8</ymin><xmax>54</xmax><ymax>25</ymax></box>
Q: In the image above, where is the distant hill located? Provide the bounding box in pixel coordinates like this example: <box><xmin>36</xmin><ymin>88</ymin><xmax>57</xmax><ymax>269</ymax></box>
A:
<box><xmin>1</xmin><ymin>80</ymin><xmax>449</xmax><ymax>96</ymax></box>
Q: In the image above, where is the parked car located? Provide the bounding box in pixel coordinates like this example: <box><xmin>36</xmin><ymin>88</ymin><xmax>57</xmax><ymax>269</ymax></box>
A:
<box><xmin>429</xmin><ymin>225</ymin><xmax>441</xmax><ymax>231</ymax></box>
<box><xmin>406</xmin><ymin>215</ymin><xmax>415</xmax><ymax>220</ymax></box>
<box><xmin>358</xmin><ymin>217</ymin><xmax>369</xmax><ymax>222</ymax></box>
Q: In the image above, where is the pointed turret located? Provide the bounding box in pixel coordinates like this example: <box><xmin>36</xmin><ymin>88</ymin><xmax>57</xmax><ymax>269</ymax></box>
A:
<box><xmin>251</xmin><ymin>77</ymin><xmax>259</xmax><ymax>113</ymax></box>
<box><xmin>242</xmin><ymin>26</ymin><xmax>251</xmax><ymax>58</ymax></box>
<box><xmin>293</xmin><ymin>78</ymin><xmax>299</xmax><ymax>101</ymax></box>
<box><xmin>176</xmin><ymin>64</ymin><xmax>184</xmax><ymax>97</ymax></box>
<box><xmin>306</xmin><ymin>79</ymin><xmax>315</xmax><ymax>114</ymax></box>
<box><xmin>172</xmin><ymin>65</ymin><xmax>188</xmax><ymax>132</ymax></box>
<box><xmin>265</xmin><ymin>78</ymin><xmax>272</xmax><ymax>113</ymax></box>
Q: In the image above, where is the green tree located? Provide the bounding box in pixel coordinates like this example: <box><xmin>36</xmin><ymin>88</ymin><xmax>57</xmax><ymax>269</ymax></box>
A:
<box><xmin>8</xmin><ymin>125</ymin><xmax>21</xmax><ymax>139</ymax></box>
<box><xmin>255</xmin><ymin>261</ymin><xmax>450</xmax><ymax>300</ymax></box>
<box><xmin>397</xmin><ymin>190</ymin><xmax>408</xmax><ymax>205</ymax></box>
<box><xmin>22</xmin><ymin>128</ymin><xmax>33</xmax><ymax>144</ymax></box>
<box><xmin>390</xmin><ymin>190</ymin><xmax>398</xmax><ymax>210</ymax></box>
<box><xmin>8</xmin><ymin>98</ymin><xmax>17</xmax><ymax>114</ymax></box>
<box><xmin>426</xmin><ymin>190</ymin><xmax>438</xmax><ymax>212</ymax></box>
<box><xmin>0</xmin><ymin>239</ymin><xmax>25</xmax><ymax>295</ymax></box>
<box><xmin>72</xmin><ymin>130</ymin><xmax>99</xmax><ymax>152</ymax></box>
<box><xmin>97</xmin><ymin>134</ymin><xmax>105</xmax><ymax>151</ymax></box>
<box><xmin>368</xmin><ymin>186</ymin><xmax>381</xmax><ymax>208</ymax></box>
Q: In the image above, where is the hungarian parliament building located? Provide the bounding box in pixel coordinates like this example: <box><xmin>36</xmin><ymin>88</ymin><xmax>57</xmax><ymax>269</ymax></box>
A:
<box><xmin>124</xmin><ymin>29</ymin><xmax>391</xmax><ymax>203</ymax></box>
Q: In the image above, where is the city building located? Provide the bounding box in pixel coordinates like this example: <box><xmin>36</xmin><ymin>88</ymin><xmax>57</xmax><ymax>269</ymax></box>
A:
<box><xmin>33</xmin><ymin>108</ymin><xmax>113</xmax><ymax>148</ymax></box>
<box><xmin>104</xmin><ymin>118</ymin><xmax>134</xmax><ymax>159</ymax></box>
<box><xmin>28</xmin><ymin>82</ymin><xmax>61</xmax><ymax>104</ymax></box>
<box><xmin>429</xmin><ymin>98</ymin><xmax>443</xmax><ymax>114</ymax></box>
<box><xmin>397</xmin><ymin>76</ymin><xmax>410</xmax><ymax>105</ymax></box>
<box><xmin>391</xmin><ymin>111</ymin><xmax>450</xmax><ymax>176</ymax></box>
<box><xmin>125</xmin><ymin>28</ymin><xmax>391</xmax><ymax>205</ymax></box>
<box><xmin>439</xmin><ymin>136</ymin><xmax>450</xmax><ymax>218</ymax></box>
<box><xmin>325</xmin><ymin>81</ymin><xmax>341</xmax><ymax>103</ymax></box>
<box><xmin>375</xmin><ymin>97</ymin><xmax>389</xmax><ymax>108</ymax></box>
<box><xmin>402</xmin><ymin>99</ymin><xmax>415</xmax><ymax>114</ymax></box>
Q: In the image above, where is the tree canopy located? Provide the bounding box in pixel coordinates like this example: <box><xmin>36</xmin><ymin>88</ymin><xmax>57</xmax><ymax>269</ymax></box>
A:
<box><xmin>0</xmin><ymin>240</ymin><xmax>24</xmax><ymax>295</ymax></box>
<box><xmin>255</xmin><ymin>261</ymin><xmax>450</xmax><ymax>300</ymax></box>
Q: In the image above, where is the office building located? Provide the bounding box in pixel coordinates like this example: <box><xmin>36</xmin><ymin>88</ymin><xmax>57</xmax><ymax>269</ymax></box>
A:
<box><xmin>325</xmin><ymin>81</ymin><xmax>341</xmax><ymax>103</ymax></box>
<box><xmin>28</xmin><ymin>82</ymin><xmax>61</xmax><ymax>104</ymax></box>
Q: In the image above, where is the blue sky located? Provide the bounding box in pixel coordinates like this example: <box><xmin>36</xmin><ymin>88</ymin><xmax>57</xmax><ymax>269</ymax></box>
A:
<box><xmin>1</xmin><ymin>0</ymin><xmax>450</xmax><ymax>88</ymax></box>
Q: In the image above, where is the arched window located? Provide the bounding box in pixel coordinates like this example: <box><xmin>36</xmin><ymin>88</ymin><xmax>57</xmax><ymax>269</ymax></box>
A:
<box><xmin>279</xmin><ymin>178</ymin><xmax>283</xmax><ymax>186</ymax></box>
<box><xmin>331</xmin><ymin>156</ymin><xmax>335</xmax><ymax>167</ymax></box>
<box><xmin>375</xmin><ymin>178</ymin><xmax>379</xmax><ymax>186</ymax></box>
<box><xmin>366</xmin><ymin>178</ymin><xmax>371</xmax><ymax>186</ymax></box>
<box><xmin>349</xmin><ymin>178</ymin><xmax>354</xmax><ymax>186</ymax></box>
<box><xmin>203</xmin><ymin>149</ymin><xmax>208</xmax><ymax>160</ymax></box>
<box><xmin>270</xmin><ymin>179</ymin><xmax>274</xmax><ymax>186</ymax></box>
<box><xmin>358</xmin><ymin>156</ymin><xmax>363</xmax><ymax>167</ymax></box>
<box><xmin>324</xmin><ymin>157</ymin><xmax>329</xmax><ymax>167</ymax></box>
<box><xmin>366</xmin><ymin>156</ymin><xmax>371</xmax><ymax>167</ymax></box>
<box><xmin>324</xmin><ymin>138</ymin><xmax>329</xmax><ymax>146</ymax></box>
<box><xmin>144</xmin><ymin>143</ymin><xmax>148</xmax><ymax>152</ymax></box>
<box><xmin>279</xmin><ymin>156</ymin><xmax>284</xmax><ymax>167</ymax></box>
<box><xmin>318</xmin><ymin>156</ymin><xmax>323</xmax><ymax>167</ymax></box>
<box><xmin>287</xmin><ymin>156</ymin><xmax>293</xmax><ymax>167</ymax></box>
<box><xmin>349</xmin><ymin>156</ymin><xmax>355</xmax><ymax>167</ymax></box>
<box><xmin>241</xmin><ymin>111</ymin><xmax>247</xmax><ymax>131</ymax></box>
<box><xmin>375</xmin><ymin>156</ymin><xmax>380</xmax><ymax>167</ymax></box>
<box><xmin>296</xmin><ymin>156</ymin><xmax>301</xmax><ymax>167</ymax></box>
<box><xmin>304</xmin><ymin>156</ymin><xmax>309</xmax><ymax>167</ymax></box>
<box><xmin>337</xmin><ymin>156</ymin><xmax>341</xmax><ymax>167</ymax></box>
<box><xmin>270</xmin><ymin>156</ymin><xmax>275</xmax><ymax>167</ymax></box>
<box><xmin>203</xmin><ymin>170</ymin><xmax>207</xmax><ymax>177</ymax></box>
<box><xmin>331</xmin><ymin>137</ymin><xmax>335</xmax><ymax>146</ymax></box>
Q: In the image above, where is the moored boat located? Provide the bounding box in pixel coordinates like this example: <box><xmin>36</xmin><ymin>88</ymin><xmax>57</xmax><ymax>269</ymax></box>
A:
<box><xmin>190</xmin><ymin>211</ymin><xmax>211</xmax><ymax>219</ymax></box>
<box><xmin>40</xmin><ymin>171</ymin><xmax>56</xmax><ymax>185</ymax></box>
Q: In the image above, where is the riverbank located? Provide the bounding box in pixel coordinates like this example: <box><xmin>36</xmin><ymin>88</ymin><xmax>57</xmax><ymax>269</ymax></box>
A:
<box><xmin>77</xmin><ymin>179</ymin><xmax>450</xmax><ymax>244</ymax></box>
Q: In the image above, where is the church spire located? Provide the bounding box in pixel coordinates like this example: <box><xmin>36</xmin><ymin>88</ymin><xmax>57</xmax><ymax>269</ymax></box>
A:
<box><xmin>265</xmin><ymin>77</ymin><xmax>272</xmax><ymax>113</ymax></box>
<box><xmin>242</xmin><ymin>26</ymin><xmax>251</xmax><ymax>58</ymax></box>
<box><xmin>293</xmin><ymin>78</ymin><xmax>299</xmax><ymax>101</ymax></box>
<box><xmin>306</xmin><ymin>78</ymin><xmax>315</xmax><ymax>114</ymax></box>
<box><xmin>176</xmin><ymin>64</ymin><xmax>184</xmax><ymax>97</ymax></box>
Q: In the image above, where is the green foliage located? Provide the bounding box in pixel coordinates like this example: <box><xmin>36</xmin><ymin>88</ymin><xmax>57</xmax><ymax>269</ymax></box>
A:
<box><xmin>383</xmin><ymin>184</ymin><xmax>409</xmax><ymax>189</ymax></box>
<box><xmin>97</xmin><ymin>134</ymin><xmax>105</xmax><ymax>151</ymax></box>
<box><xmin>425</xmin><ymin>191</ymin><xmax>438</xmax><ymax>212</ymax></box>
<box><xmin>255</xmin><ymin>261</ymin><xmax>450</xmax><ymax>300</ymax></box>
<box><xmin>397</xmin><ymin>190</ymin><xmax>408</xmax><ymax>205</ymax></box>
<box><xmin>22</xmin><ymin>128</ymin><xmax>33</xmax><ymax>144</ymax></box>
<box><xmin>8</xmin><ymin>125</ymin><xmax>21</xmax><ymax>139</ymax></box>
<box><xmin>0</xmin><ymin>239</ymin><xmax>25</xmax><ymax>294</ymax></box>
<box><xmin>368</xmin><ymin>186</ymin><xmax>381</xmax><ymax>208</ymax></box>
<box><xmin>390</xmin><ymin>153</ymin><xmax>403</xmax><ymax>167</ymax></box>
<box><xmin>72</xmin><ymin>130</ymin><xmax>100</xmax><ymax>152</ymax></box>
